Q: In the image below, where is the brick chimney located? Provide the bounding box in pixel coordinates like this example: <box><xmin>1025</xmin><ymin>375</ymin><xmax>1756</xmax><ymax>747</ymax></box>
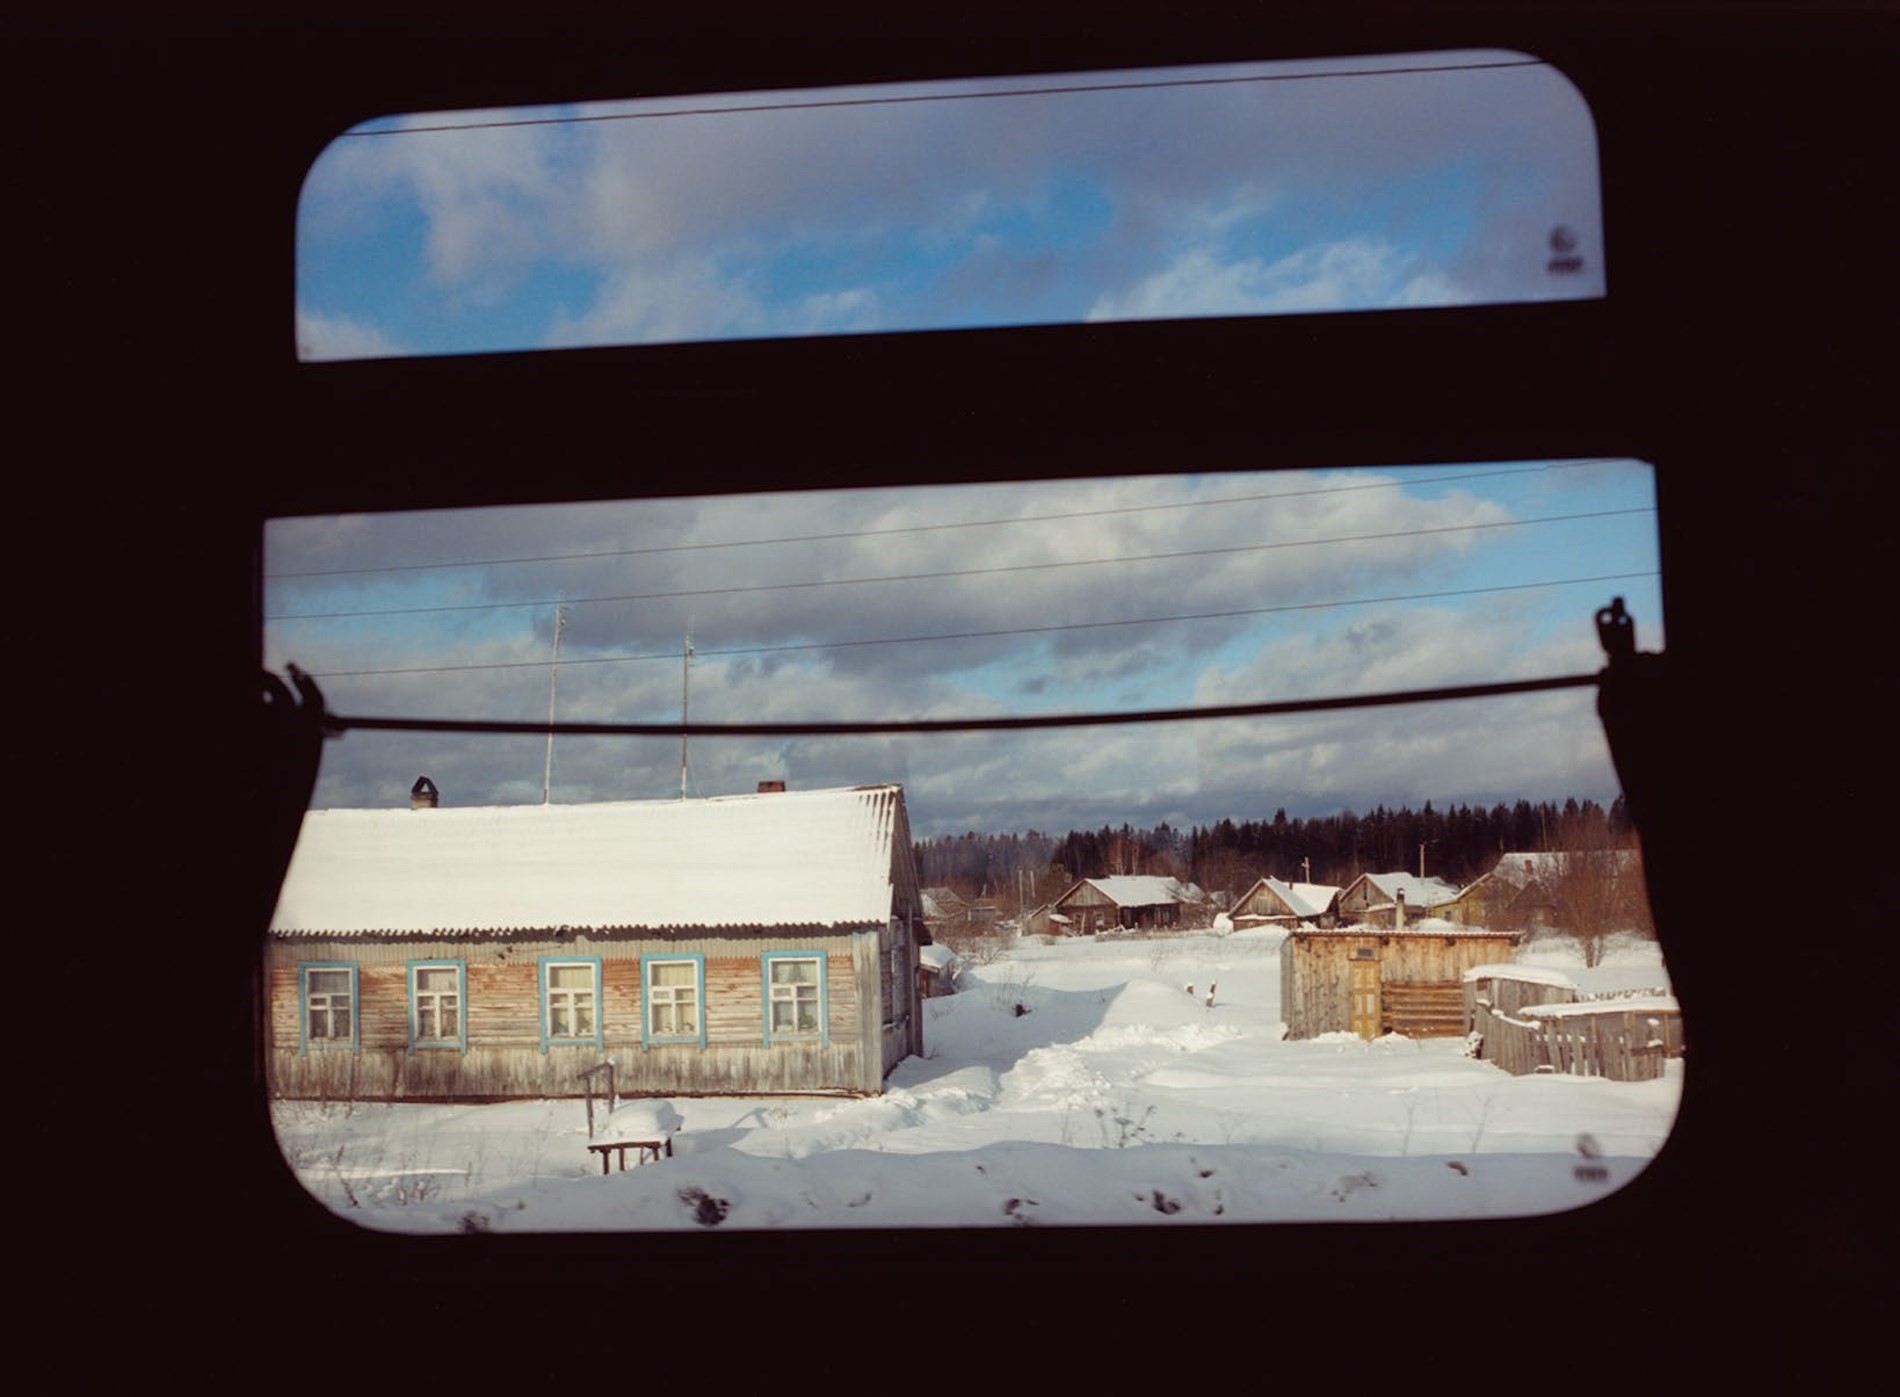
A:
<box><xmin>410</xmin><ymin>775</ymin><xmax>439</xmax><ymax>810</ymax></box>
<box><xmin>757</xmin><ymin>780</ymin><xmax>786</xmax><ymax>793</ymax></box>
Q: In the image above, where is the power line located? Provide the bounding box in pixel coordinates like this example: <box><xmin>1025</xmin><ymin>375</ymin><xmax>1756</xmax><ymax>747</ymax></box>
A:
<box><xmin>269</xmin><ymin>506</ymin><xmax>1652</xmax><ymax>622</ymax></box>
<box><xmin>266</xmin><ymin>461</ymin><xmax>1625</xmax><ymax>580</ymax></box>
<box><xmin>331</xmin><ymin>671</ymin><xmax>1603</xmax><ymax>739</ymax></box>
<box><xmin>337</xmin><ymin>58</ymin><xmax>1547</xmax><ymax>140</ymax></box>
<box><xmin>296</xmin><ymin>570</ymin><xmax>1656</xmax><ymax>679</ymax></box>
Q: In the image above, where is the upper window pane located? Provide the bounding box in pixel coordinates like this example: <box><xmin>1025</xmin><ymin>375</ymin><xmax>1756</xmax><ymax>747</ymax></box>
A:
<box><xmin>296</xmin><ymin>49</ymin><xmax>1602</xmax><ymax>360</ymax></box>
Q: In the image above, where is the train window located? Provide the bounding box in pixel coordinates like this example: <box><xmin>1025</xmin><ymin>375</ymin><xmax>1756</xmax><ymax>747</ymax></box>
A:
<box><xmin>296</xmin><ymin>49</ymin><xmax>1602</xmax><ymax>360</ymax></box>
<box><xmin>263</xmin><ymin>458</ymin><xmax>1677</xmax><ymax>1232</ymax></box>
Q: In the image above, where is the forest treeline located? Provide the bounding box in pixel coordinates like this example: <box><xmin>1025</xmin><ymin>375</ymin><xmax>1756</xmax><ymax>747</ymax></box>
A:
<box><xmin>914</xmin><ymin>797</ymin><xmax>1635</xmax><ymax>909</ymax></box>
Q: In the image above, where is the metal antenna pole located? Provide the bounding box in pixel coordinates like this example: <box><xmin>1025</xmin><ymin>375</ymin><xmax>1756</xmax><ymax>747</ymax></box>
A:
<box><xmin>542</xmin><ymin>603</ymin><xmax>567</xmax><ymax>805</ymax></box>
<box><xmin>679</xmin><ymin>625</ymin><xmax>694</xmax><ymax>800</ymax></box>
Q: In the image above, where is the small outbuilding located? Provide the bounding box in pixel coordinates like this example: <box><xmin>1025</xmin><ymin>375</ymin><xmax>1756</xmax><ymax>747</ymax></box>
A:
<box><xmin>1281</xmin><ymin>920</ymin><xmax>1523</xmax><ymax>1040</ymax></box>
<box><xmin>267</xmin><ymin>783</ymin><xmax>926</xmax><ymax>1100</ymax></box>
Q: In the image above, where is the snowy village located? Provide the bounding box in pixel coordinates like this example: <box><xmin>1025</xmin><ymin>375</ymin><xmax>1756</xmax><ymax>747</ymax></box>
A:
<box><xmin>267</xmin><ymin>779</ymin><xmax>1679</xmax><ymax>1234</ymax></box>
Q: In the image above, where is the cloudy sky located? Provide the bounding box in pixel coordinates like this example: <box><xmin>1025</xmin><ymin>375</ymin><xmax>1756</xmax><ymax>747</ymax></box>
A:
<box><xmin>265</xmin><ymin>461</ymin><xmax>1661</xmax><ymax>837</ymax></box>
<box><xmin>280</xmin><ymin>49</ymin><xmax>1651</xmax><ymax>838</ymax></box>
<box><xmin>295</xmin><ymin>49</ymin><xmax>1602</xmax><ymax>359</ymax></box>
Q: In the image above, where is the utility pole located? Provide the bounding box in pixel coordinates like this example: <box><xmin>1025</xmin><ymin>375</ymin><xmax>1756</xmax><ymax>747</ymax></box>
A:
<box><xmin>679</xmin><ymin>625</ymin><xmax>694</xmax><ymax>801</ymax></box>
<box><xmin>541</xmin><ymin>604</ymin><xmax>567</xmax><ymax>806</ymax></box>
<box><xmin>1301</xmin><ymin>856</ymin><xmax>1311</xmax><ymax>884</ymax></box>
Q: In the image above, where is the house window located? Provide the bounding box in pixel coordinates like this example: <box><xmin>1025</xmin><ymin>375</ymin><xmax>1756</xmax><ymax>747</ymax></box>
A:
<box><xmin>644</xmin><ymin>956</ymin><xmax>703</xmax><ymax>1046</ymax></box>
<box><xmin>300</xmin><ymin>963</ymin><xmax>357</xmax><ymax>1052</ymax></box>
<box><xmin>408</xmin><ymin>960</ymin><xmax>465</xmax><ymax>1051</ymax></box>
<box><xmin>540</xmin><ymin>959</ymin><xmax>601</xmax><ymax>1050</ymax></box>
<box><xmin>763</xmin><ymin>952</ymin><xmax>826</xmax><ymax>1043</ymax></box>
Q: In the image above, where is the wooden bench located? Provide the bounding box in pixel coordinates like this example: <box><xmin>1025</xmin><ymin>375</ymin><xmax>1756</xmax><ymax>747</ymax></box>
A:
<box><xmin>587</xmin><ymin>1137</ymin><xmax>674</xmax><ymax>1174</ymax></box>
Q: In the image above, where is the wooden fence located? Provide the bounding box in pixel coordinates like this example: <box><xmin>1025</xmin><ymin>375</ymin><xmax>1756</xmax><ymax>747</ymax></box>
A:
<box><xmin>1465</xmin><ymin>978</ymin><xmax>1683</xmax><ymax>1081</ymax></box>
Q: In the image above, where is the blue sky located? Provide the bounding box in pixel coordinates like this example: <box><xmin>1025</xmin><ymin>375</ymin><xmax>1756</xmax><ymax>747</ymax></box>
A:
<box><xmin>278</xmin><ymin>51</ymin><xmax>1651</xmax><ymax>838</ymax></box>
<box><xmin>295</xmin><ymin>50</ymin><xmax>1603</xmax><ymax>359</ymax></box>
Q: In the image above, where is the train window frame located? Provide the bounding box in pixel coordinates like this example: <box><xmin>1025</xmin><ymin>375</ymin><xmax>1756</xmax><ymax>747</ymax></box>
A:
<box><xmin>261</xmin><ymin>45</ymin><xmax>1691</xmax><ymax>1234</ymax></box>
<box><xmin>30</xmin><ymin>0</ymin><xmax>1886</xmax><ymax>1341</ymax></box>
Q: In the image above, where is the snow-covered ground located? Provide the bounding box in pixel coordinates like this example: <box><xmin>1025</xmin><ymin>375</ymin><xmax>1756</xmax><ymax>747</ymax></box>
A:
<box><xmin>270</xmin><ymin>927</ymin><xmax>1679</xmax><ymax>1233</ymax></box>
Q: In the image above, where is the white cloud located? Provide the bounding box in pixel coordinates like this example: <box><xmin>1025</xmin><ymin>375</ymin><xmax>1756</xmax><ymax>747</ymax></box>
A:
<box><xmin>792</xmin><ymin>287</ymin><xmax>881</xmax><ymax>334</ymax></box>
<box><xmin>1087</xmin><ymin>238</ymin><xmax>1466</xmax><ymax>322</ymax></box>
<box><xmin>295</xmin><ymin>308</ymin><xmax>404</xmax><ymax>362</ymax></box>
<box><xmin>542</xmin><ymin>258</ymin><xmax>769</xmax><ymax>347</ymax></box>
<box><xmin>1183</xmin><ymin>604</ymin><xmax>1618</xmax><ymax>810</ymax></box>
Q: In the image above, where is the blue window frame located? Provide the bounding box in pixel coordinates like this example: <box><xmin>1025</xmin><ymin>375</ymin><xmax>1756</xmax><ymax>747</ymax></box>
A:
<box><xmin>641</xmin><ymin>954</ymin><xmax>705</xmax><ymax>1048</ymax></box>
<box><xmin>299</xmin><ymin>962</ymin><xmax>359</xmax><ymax>1054</ymax></box>
<box><xmin>761</xmin><ymin>951</ymin><xmax>828</xmax><ymax>1046</ymax></box>
<box><xmin>539</xmin><ymin>957</ymin><xmax>602</xmax><ymax>1052</ymax></box>
<box><xmin>407</xmin><ymin>959</ymin><xmax>466</xmax><ymax>1052</ymax></box>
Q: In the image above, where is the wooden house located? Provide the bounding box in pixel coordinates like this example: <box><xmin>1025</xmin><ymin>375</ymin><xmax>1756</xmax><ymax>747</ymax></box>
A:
<box><xmin>1281</xmin><ymin>922</ymin><xmax>1522</xmax><ymax>1040</ymax></box>
<box><xmin>921</xmin><ymin>886</ymin><xmax>968</xmax><ymax>934</ymax></box>
<box><xmin>1336</xmin><ymin>872</ymin><xmax>1461</xmax><ymax>929</ymax></box>
<box><xmin>267</xmin><ymin>784</ymin><xmax>926</xmax><ymax>1101</ymax></box>
<box><xmin>1231</xmin><ymin>876</ymin><xmax>1342</xmax><ymax>928</ymax></box>
<box><xmin>1431</xmin><ymin>869</ymin><xmax>1517</xmax><ymax>928</ymax></box>
<box><xmin>1048</xmin><ymin>875</ymin><xmax>1201</xmax><ymax>936</ymax></box>
<box><xmin>1479</xmin><ymin>850</ymin><xmax>1643</xmax><ymax>931</ymax></box>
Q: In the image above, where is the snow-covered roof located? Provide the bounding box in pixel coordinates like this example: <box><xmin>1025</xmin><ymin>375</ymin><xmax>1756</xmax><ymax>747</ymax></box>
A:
<box><xmin>271</xmin><ymin>784</ymin><xmax>912</xmax><ymax>937</ymax></box>
<box><xmin>1489</xmin><ymin>850</ymin><xmax>1639</xmax><ymax>888</ymax></box>
<box><xmin>1463</xmin><ymin>962</ymin><xmax>1671</xmax><ymax>997</ymax></box>
<box><xmin>1238</xmin><ymin>876</ymin><xmax>1342</xmax><ymax>919</ymax></box>
<box><xmin>918</xmin><ymin>944</ymin><xmax>960</xmax><ymax>971</ymax></box>
<box><xmin>1298</xmin><ymin>923</ymin><xmax>1519</xmax><ymax>938</ymax></box>
<box><xmin>1349</xmin><ymin>872</ymin><xmax>1461</xmax><ymax>907</ymax></box>
<box><xmin>1520</xmin><ymin>995</ymin><xmax>1679</xmax><ymax>1019</ymax></box>
<box><xmin>1078</xmin><ymin>875</ymin><xmax>1196</xmax><ymax>908</ymax></box>
<box><xmin>1463</xmin><ymin>962</ymin><xmax>1573</xmax><ymax>987</ymax></box>
<box><xmin>1289</xmin><ymin>881</ymin><xmax>1343</xmax><ymax>909</ymax></box>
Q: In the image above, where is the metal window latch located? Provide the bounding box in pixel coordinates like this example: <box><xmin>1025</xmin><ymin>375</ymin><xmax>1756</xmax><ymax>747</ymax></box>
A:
<box><xmin>1595</xmin><ymin>596</ymin><xmax>1637</xmax><ymax>665</ymax></box>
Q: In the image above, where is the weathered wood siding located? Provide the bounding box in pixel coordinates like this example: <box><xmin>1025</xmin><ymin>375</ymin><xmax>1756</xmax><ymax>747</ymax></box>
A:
<box><xmin>1235</xmin><ymin>885</ymin><xmax>1297</xmax><ymax>921</ymax></box>
<box><xmin>1435</xmin><ymin>877</ymin><xmax>1516</xmax><ymax>928</ymax></box>
<box><xmin>1463</xmin><ymin>972</ymin><xmax>1683</xmax><ymax>1080</ymax></box>
<box><xmin>1281</xmin><ymin>931</ymin><xmax>1521</xmax><ymax>1039</ymax></box>
<box><xmin>1469</xmin><ymin>999</ymin><xmax>1685</xmax><ymax>1080</ymax></box>
<box><xmin>268</xmin><ymin>930</ymin><xmax>880</xmax><ymax>1100</ymax></box>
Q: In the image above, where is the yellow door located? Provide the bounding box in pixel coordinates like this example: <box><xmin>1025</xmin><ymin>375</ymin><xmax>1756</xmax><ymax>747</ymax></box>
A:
<box><xmin>1349</xmin><ymin>955</ymin><xmax>1381</xmax><ymax>1039</ymax></box>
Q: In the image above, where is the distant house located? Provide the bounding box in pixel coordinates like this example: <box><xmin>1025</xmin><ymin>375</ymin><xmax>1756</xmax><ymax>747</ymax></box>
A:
<box><xmin>1431</xmin><ymin>870</ymin><xmax>1518</xmax><ymax>928</ymax></box>
<box><xmin>921</xmin><ymin>886</ymin><xmax>969</xmax><ymax>933</ymax></box>
<box><xmin>267</xmin><ymin>784</ymin><xmax>927</xmax><ymax>1101</ymax></box>
<box><xmin>1048</xmin><ymin>875</ymin><xmax>1203</xmax><ymax>936</ymax></box>
<box><xmin>1479</xmin><ymin>850</ymin><xmax>1643</xmax><ymax>931</ymax></box>
<box><xmin>1231</xmin><ymin>876</ymin><xmax>1342</xmax><ymax>928</ymax></box>
<box><xmin>1336</xmin><ymin>872</ymin><xmax>1461</xmax><ymax>929</ymax></box>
